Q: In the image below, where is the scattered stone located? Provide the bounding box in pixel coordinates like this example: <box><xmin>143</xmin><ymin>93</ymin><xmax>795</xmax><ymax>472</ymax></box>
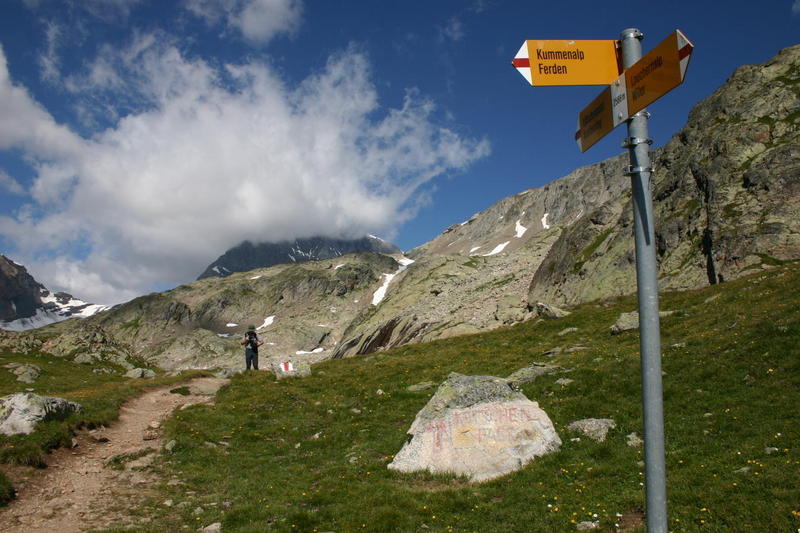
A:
<box><xmin>376</xmin><ymin>389</ymin><xmax>384</xmax><ymax>396</ymax></box>
<box><xmin>557</xmin><ymin>327</ymin><xmax>578</xmax><ymax>336</ymax></box>
<box><xmin>350</xmin><ymin>408</ymin><xmax>362</xmax><ymax>414</ymax></box>
<box><xmin>215</xmin><ymin>368</ymin><xmax>238</xmax><ymax>379</ymax></box>
<box><xmin>0</xmin><ymin>392</ymin><xmax>83</xmax><ymax>435</ymax></box>
<box><xmin>611</xmin><ymin>311</ymin><xmax>676</xmax><ymax>335</ymax></box>
<box><xmin>765</xmin><ymin>447</ymin><xmax>779</xmax><ymax>454</ymax></box>
<box><xmin>142</xmin><ymin>429</ymin><xmax>159</xmax><ymax>440</ymax></box>
<box><xmin>555</xmin><ymin>378</ymin><xmax>574</xmax><ymax>386</ymax></box>
<box><xmin>567</xmin><ymin>418</ymin><xmax>617</xmax><ymax>442</ymax></box>
<box><xmin>202</xmin><ymin>523</ymin><xmax>222</xmax><ymax>533</ymax></box>
<box><xmin>564</xmin><ymin>345</ymin><xmax>589</xmax><ymax>353</ymax></box>
<box><xmin>671</xmin><ymin>342</ymin><xmax>687</xmax><ymax>348</ymax></box>
<box><xmin>626</xmin><ymin>432</ymin><xmax>643</xmax><ymax>447</ymax></box>
<box><xmin>703</xmin><ymin>294</ymin><xmax>721</xmax><ymax>304</ymax></box>
<box><xmin>163</xmin><ymin>499</ymin><xmax>174</xmax><ymax>507</ymax></box>
<box><xmin>407</xmin><ymin>381</ymin><xmax>436</xmax><ymax>392</ymax></box>
<box><xmin>193</xmin><ymin>507</ymin><xmax>205</xmax><ymax>515</ymax></box>
<box><xmin>576</xmin><ymin>521</ymin><xmax>600</xmax><ymax>531</ymax></box>
<box><xmin>148</xmin><ymin>421</ymin><xmax>161</xmax><ymax>429</ymax></box>
<box><xmin>734</xmin><ymin>466</ymin><xmax>751</xmax><ymax>474</ymax></box>
<box><xmin>388</xmin><ymin>372</ymin><xmax>561</xmax><ymax>482</ymax></box>
<box><xmin>72</xmin><ymin>353</ymin><xmax>97</xmax><ymax>365</ymax></box>
<box><xmin>92</xmin><ymin>367</ymin><xmax>115</xmax><ymax>374</ymax></box>
<box><xmin>506</xmin><ymin>362</ymin><xmax>562</xmax><ymax>386</ymax></box>
<box><xmin>124</xmin><ymin>368</ymin><xmax>156</xmax><ymax>379</ymax></box>
<box><xmin>703</xmin><ymin>412</ymin><xmax>713</xmax><ymax>418</ymax></box>
<box><xmin>165</xmin><ymin>440</ymin><xmax>177</xmax><ymax>452</ymax></box>
<box><xmin>542</xmin><ymin>347</ymin><xmax>562</xmax><ymax>358</ymax></box>
<box><xmin>535</xmin><ymin>302</ymin><xmax>571</xmax><ymax>319</ymax></box>
<box><xmin>311</xmin><ymin>432</ymin><xmax>322</xmax><ymax>440</ymax></box>
<box><xmin>3</xmin><ymin>363</ymin><xmax>42</xmax><ymax>383</ymax></box>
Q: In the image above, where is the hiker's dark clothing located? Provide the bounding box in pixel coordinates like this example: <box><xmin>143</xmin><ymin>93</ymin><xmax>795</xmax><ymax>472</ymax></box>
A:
<box><xmin>243</xmin><ymin>331</ymin><xmax>261</xmax><ymax>370</ymax></box>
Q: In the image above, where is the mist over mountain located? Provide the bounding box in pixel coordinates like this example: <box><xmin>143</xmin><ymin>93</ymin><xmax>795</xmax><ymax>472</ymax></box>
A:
<box><xmin>197</xmin><ymin>235</ymin><xmax>402</xmax><ymax>280</ymax></box>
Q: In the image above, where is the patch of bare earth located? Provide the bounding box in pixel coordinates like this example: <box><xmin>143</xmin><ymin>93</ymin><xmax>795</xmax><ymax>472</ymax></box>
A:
<box><xmin>0</xmin><ymin>377</ymin><xmax>228</xmax><ymax>532</ymax></box>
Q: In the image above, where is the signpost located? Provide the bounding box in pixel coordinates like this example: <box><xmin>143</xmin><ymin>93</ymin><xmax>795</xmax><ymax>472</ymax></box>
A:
<box><xmin>513</xmin><ymin>28</ymin><xmax>694</xmax><ymax>533</ymax></box>
<box><xmin>513</xmin><ymin>39</ymin><xmax>621</xmax><ymax>86</ymax></box>
<box><xmin>575</xmin><ymin>30</ymin><xmax>694</xmax><ymax>152</ymax></box>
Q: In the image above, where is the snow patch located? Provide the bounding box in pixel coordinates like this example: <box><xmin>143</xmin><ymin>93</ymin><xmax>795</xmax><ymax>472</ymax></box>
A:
<box><xmin>256</xmin><ymin>316</ymin><xmax>275</xmax><ymax>331</ymax></box>
<box><xmin>296</xmin><ymin>347</ymin><xmax>325</xmax><ymax>355</ymax></box>
<box><xmin>334</xmin><ymin>264</ymin><xmax>346</xmax><ymax>269</ymax></box>
<box><xmin>250</xmin><ymin>275</ymin><xmax>262</xmax><ymax>280</ymax></box>
<box><xmin>482</xmin><ymin>241</ymin><xmax>510</xmax><ymax>256</ymax></box>
<box><xmin>469</xmin><ymin>246</ymin><xmax>481</xmax><ymax>254</ymax></box>
<box><xmin>372</xmin><ymin>257</ymin><xmax>415</xmax><ymax>306</ymax></box>
<box><xmin>515</xmin><ymin>220</ymin><xmax>528</xmax><ymax>238</ymax></box>
<box><xmin>541</xmin><ymin>213</ymin><xmax>551</xmax><ymax>229</ymax></box>
<box><xmin>226</xmin><ymin>323</ymin><xmax>238</xmax><ymax>327</ymax></box>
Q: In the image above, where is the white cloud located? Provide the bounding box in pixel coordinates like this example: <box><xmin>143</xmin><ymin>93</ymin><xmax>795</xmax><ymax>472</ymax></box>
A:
<box><xmin>186</xmin><ymin>0</ymin><xmax>303</xmax><ymax>44</ymax></box>
<box><xmin>793</xmin><ymin>0</ymin><xmax>800</xmax><ymax>14</ymax></box>
<box><xmin>38</xmin><ymin>20</ymin><xmax>62</xmax><ymax>83</ymax></box>
<box><xmin>0</xmin><ymin>40</ymin><xmax>489</xmax><ymax>304</ymax></box>
<box><xmin>0</xmin><ymin>170</ymin><xmax>24</xmax><ymax>195</ymax></box>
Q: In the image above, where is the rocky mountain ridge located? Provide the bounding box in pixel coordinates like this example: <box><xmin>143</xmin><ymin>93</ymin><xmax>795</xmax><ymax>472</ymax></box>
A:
<box><xmin>0</xmin><ymin>256</ymin><xmax>108</xmax><ymax>332</ymax></box>
<box><xmin>2</xmin><ymin>45</ymin><xmax>798</xmax><ymax>372</ymax></box>
<box><xmin>198</xmin><ymin>235</ymin><xmax>401</xmax><ymax>279</ymax></box>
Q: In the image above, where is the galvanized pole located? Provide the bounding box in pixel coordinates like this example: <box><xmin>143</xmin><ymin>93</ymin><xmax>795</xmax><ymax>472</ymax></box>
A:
<box><xmin>619</xmin><ymin>28</ymin><xmax>668</xmax><ymax>533</ymax></box>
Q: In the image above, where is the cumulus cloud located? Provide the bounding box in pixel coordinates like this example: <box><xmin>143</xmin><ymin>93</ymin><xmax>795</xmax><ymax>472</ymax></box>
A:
<box><xmin>186</xmin><ymin>0</ymin><xmax>303</xmax><ymax>44</ymax></box>
<box><xmin>0</xmin><ymin>41</ymin><xmax>489</xmax><ymax>304</ymax></box>
<box><xmin>794</xmin><ymin>0</ymin><xmax>800</xmax><ymax>14</ymax></box>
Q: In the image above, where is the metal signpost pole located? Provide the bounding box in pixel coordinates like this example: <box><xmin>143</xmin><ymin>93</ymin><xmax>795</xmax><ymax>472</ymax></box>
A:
<box><xmin>619</xmin><ymin>28</ymin><xmax>668</xmax><ymax>533</ymax></box>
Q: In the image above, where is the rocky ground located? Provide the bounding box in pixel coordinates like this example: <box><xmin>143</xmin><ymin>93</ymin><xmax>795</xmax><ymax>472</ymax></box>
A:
<box><xmin>0</xmin><ymin>377</ymin><xmax>227</xmax><ymax>532</ymax></box>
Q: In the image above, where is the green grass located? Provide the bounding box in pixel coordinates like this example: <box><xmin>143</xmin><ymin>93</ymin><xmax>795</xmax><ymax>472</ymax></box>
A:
<box><xmin>5</xmin><ymin>265</ymin><xmax>800</xmax><ymax>532</ymax></box>
<box><xmin>0</xmin><ymin>351</ymin><xmax>208</xmax><ymax>485</ymax></box>
<box><xmin>95</xmin><ymin>264</ymin><xmax>800</xmax><ymax>533</ymax></box>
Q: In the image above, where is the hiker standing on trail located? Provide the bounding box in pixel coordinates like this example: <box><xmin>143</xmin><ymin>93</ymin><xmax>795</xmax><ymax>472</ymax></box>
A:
<box><xmin>241</xmin><ymin>325</ymin><xmax>264</xmax><ymax>370</ymax></box>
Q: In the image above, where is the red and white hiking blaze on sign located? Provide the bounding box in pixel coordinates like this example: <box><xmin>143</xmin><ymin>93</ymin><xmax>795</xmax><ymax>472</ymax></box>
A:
<box><xmin>280</xmin><ymin>362</ymin><xmax>294</xmax><ymax>373</ymax></box>
<box><xmin>513</xmin><ymin>41</ymin><xmax>533</xmax><ymax>84</ymax></box>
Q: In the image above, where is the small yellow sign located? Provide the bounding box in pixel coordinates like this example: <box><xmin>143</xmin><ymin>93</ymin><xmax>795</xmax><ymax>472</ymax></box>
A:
<box><xmin>513</xmin><ymin>40</ymin><xmax>621</xmax><ymax>86</ymax></box>
<box><xmin>625</xmin><ymin>30</ymin><xmax>694</xmax><ymax>115</ymax></box>
<box><xmin>576</xmin><ymin>86</ymin><xmax>614</xmax><ymax>152</ymax></box>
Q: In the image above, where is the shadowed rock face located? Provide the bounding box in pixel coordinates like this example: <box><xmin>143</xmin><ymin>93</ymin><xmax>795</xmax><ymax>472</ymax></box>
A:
<box><xmin>0</xmin><ymin>255</ymin><xmax>45</xmax><ymax>322</ymax></box>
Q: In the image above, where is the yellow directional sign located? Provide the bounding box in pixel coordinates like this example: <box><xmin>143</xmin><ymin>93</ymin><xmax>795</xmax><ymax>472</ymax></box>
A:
<box><xmin>625</xmin><ymin>30</ymin><xmax>694</xmax><ymax>116</ymax></box>
<box><xmin>575</xmin><ymin>30</ymin><xmax>693</xmax><ymax>152</ymax></box>
<box><xmin>575</xmin><ymin>75</ymin><xmax>628</xmax><ymax>152</ymax></box>
<box><xmin>513</xmin><ymin>39</ymin><xmax>621</xmax><ymax>86</ymax></box>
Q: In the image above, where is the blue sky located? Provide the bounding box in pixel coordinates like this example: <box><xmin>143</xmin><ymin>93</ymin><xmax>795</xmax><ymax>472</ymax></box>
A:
<box><xmin>0</xmin><ymin>0</ymin><xmax>798</xmax><ymax>304</ymax></box>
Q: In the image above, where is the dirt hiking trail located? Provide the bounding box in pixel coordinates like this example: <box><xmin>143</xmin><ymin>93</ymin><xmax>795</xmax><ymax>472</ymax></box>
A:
<box><xmin>0</xmin><ymin>377</ymin><xmax>228</xmax><ymax>532</ymax></box>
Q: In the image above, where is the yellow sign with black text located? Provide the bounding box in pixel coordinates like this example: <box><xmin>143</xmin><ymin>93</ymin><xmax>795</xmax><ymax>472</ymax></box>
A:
<box><xmin>513</xmin><ymin>40</ymin><xmax>621</xmax><ymax>86</ymax></box>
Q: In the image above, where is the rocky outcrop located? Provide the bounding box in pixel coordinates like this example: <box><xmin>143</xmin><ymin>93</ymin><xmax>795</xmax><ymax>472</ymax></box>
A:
<box><xmin>567</xmin><ymin>418</ymin><xmax>617</xmax><ymax>442</ymax></box>
<box><xmin>528</xmin><ymin>45</ymin><xmax>800</xmax><ymax>305</ymax></box>
<box><xmin>0</xmin><ymin>393</ymin><xmax>83</xmax><ymax>435</ymax></box>
<box><xmin>0</xmin><ymin>255</ymin><xmax>109</xmax><ymax>331</ymax></box>
<box><xmin>3</xmin><ymin>363</ymin><xmax>42</xmax><ymax>383</ymax></box>
<box><xmin>388</xmin><ymin>373</ymin><xmax>561</xmax><ymax>482</ymax></box>
<box><xmin>0</xmin><ymin>255</ymin><xmax>45</xmax><ymax>322</ymax></box>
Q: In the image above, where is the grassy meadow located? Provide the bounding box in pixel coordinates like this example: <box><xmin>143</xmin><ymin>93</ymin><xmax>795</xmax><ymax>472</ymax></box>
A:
<box><xmin>2</xmin><ymin>264</ymin><xmax>799</xmax><ymax>532</ymax></box>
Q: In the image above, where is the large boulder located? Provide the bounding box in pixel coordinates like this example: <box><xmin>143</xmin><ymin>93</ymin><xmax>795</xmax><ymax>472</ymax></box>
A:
<box><xmin>388</xmin><ymin>373</ymin><xmax>561</xmax><ymax>482</ymax></box>
<box><xmin>0</xmin><ymin>393</ymin><xmax>83</xmax><ymax>435</ymax></box>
